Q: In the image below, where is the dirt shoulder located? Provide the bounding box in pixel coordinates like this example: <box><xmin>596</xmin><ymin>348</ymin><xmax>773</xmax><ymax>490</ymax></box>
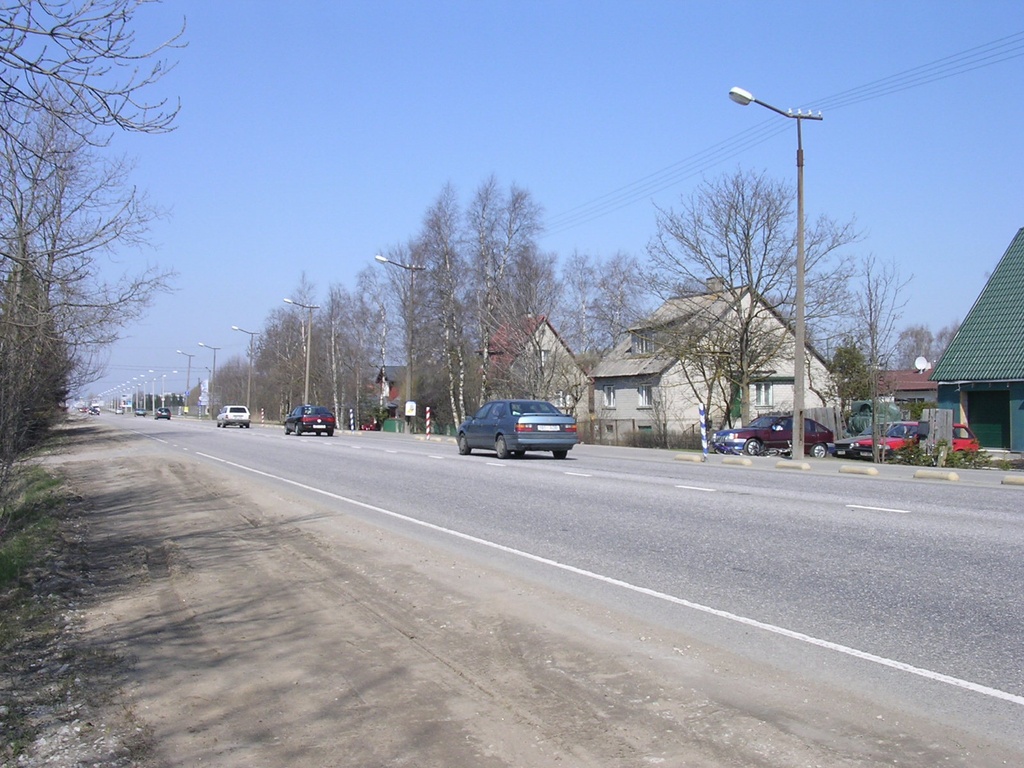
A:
<box><xmin>7</xmin><ymin>419</ymin><xmax>1022</xmax><ymax>767</ymax></box>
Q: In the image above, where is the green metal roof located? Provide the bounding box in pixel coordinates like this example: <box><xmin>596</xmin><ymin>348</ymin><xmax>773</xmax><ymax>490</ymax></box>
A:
<box><xmin>931</xmin><ymin>227</ymin><xmax>1024</xmax><ymax>382</ymax></box>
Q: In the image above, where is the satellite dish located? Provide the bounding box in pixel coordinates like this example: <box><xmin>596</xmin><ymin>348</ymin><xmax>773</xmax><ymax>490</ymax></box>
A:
<box><xmin>914</xmin><ymin>356</ymin><xmax>931</xmax><ymax>372</ymax></box>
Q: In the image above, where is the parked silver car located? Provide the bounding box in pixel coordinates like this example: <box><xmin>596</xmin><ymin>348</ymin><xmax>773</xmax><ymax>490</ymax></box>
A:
<box><xmin>457</xmin><ymin>399</ymin><xmax>578</xmax><ymax>459</ymax></box>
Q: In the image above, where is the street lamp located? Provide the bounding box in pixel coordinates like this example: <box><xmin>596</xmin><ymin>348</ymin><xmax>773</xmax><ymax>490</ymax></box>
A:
<box><xmin>728</xmin><ymin>86</ymin><xmax>822</xmax><ymax>460</ymax></box>
<box><xmin>198</xmin><ymin>342</ymin><xmax>221</xmax><ymax>418</ymax></box>
<box><xmin>283</xmin><ymin>298</ymin><xmax>319</xmax><ymax>405</ymax></box>
<box><xmin>375</xmin><ymin>253</ymin><xmax>425</xmax><ymax>431</ymax></box>
<box><xmin>177</xmin><ymin>350</ymin><xmax>195</xmax><ymax>414</ymax></box>
<box><xmin>232</xmin><ymin>325</ymin><xmax>259</xmax><ymax>412</ymax></box>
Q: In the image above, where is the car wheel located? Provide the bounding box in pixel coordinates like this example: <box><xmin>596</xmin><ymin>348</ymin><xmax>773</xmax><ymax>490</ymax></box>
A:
<box><xmin>284</xmin><ymin>425</ymin><xmax>291</xmax><ymax>435</ymax></box>
<box><xmin>810</xmin><ymin>442</ymin><xmax>828</xmax><ymax>459</ymax></box>
<box><xmin>244</xmin><ymin>424</ymin><xmax>250</xmax><ymax>429</ymax></box>
<box><xmin>294</xmin><ymin>425</ymin><xmax>302</xmax><ymax>436</ymax></box>
<box><xmin>495</xmin><ymin>435</ymin><xmax>510</xmax><ymax>460</ymax></box>
<box><xmin>457</xmin><ymin>434</ymin><xmax>471</xmax><ymax>455</ymax></box>
<box><xmin>326</xmin><ymin>429</ymin><xmax>334</xmax><ymax>437</ymax></box>
<box><xmin>552</xmin><ymin>450</ymin><xmax>567</xmax><ymax>459</ymax></box>
<box><xmin>742</xmin><ymin>438</ymin><xmax>763</xmax><ymax>456</ymax></box>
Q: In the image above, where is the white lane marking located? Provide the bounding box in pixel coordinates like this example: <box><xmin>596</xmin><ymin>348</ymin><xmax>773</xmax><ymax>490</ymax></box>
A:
<box><xmin>429</xmin><ymin>455</ymin><xmax>445</xmax><ymax>460</ymax></box>
<box><xmin>565</xmin><ymin>472</ymin><xmax>592</xmax><ymax>477</ymax></box>
<box><xmin>486</xmin><ymin>462</ymin><xmax>506</xmax><ymax>467</ymax></box>
<box><xmin>847</xmin><ymin>504</ymin><xmax>910</xmax><ymax>514</ymax></box>
<box><xmin>675</xmin><ymin>485</ymin><xmax>716</xmax><ymax>492</ymax></box>
<box><xmin>193</xmin><ymin>450</ymin><xmax>1024</xmax><ymax>708</ymax></box>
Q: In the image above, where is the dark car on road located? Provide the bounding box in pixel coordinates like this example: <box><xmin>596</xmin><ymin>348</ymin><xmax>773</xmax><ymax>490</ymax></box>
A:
<box><xmin>712</xmin><ymin>415</ymin><xmax>834</xmax><ymax>458</ymax></box>
<box><xmin>154</xmin><ymin>407</ymin><xmax>171</xmax><ymax>420</ymax></box>
<box><xmin>457</xmin><ymin>399</ymin><xmax>578</xmax><ymax>459</ymax></box>
<box><xmin>285</xmin><ymin>405</ymin><xmax>336</xmax><ymax>436</ymax></box>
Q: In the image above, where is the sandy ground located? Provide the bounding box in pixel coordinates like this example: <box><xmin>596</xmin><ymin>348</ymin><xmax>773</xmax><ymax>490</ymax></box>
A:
<box><xmin>18</xmin><ymin>419</ymin><xmax>1023</xmax><ymax>767</ymax></box>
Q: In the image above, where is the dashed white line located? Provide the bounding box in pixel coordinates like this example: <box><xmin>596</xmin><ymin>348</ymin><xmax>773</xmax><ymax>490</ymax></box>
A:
<box><xmin>847</xmin><ymin>504</ymin><xmax>910</xmax><ymax>514</ymax></box>
<box><xmin>675</xmin><ymin>484</ymin><xmax>716</xmax><ymax>492</ymax></box>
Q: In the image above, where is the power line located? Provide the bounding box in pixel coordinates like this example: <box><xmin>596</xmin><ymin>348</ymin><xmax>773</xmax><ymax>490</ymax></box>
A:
<box><xmin>545</xmin><ymin>30</ymin><xmax>1024</xmax><ymax>237</ymax></box>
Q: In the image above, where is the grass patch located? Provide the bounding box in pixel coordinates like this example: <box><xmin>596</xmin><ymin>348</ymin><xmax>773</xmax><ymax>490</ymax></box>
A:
<box><xmin>0</xmin><ymin>466</ymin><xmax>66</xmax><ymax>587</ymax></box>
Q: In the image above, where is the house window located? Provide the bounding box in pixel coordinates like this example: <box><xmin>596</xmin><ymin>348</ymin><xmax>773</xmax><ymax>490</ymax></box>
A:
<box><xmin>638</xmin><ymin>385</ymin><xmax>653</xmax><ymax>408</ymax></box>
<box><xmin>603</xmin><ymin>385</ymin><xmax>616</xmax><ymax>408</ymax></box>
<box><xmin>755</xmin><ymin>382</ymin><xmax>774</xmax><ymax>407</ymax></box>
<box><xmin>631</xmin><ymin>333</ymin><xmax>653</xmax><ymax>354</ymax></box>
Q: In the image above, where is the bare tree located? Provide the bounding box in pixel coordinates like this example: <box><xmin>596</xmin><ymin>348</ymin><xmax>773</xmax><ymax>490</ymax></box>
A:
<box><xmin>648</xmin><ymin>168</ymin><xmax>857</xmax><ymax>423</ymax></box>
<box><xmin>466</xmin><ymin>176</ymin><xmax>544</xmax><ymax>403</ymax></box>
<box><xmin>894</xmin><ymin>320</ymin><xmax>960</xmax><ymax>368</ymax></box>
<box><xmin>852</xmin><ymin>255</ymin><xmax>909</xmax><ymax>461</ymax></box>
<box><xmin>416</xmin><ymin>183</ymin><xmax>470</xmax><ymax>426</ymax></box>
<box><xmin>0</xmin><ymin>106</ymin><xmax>171</xmax><ymax>527</ymax></box>
<box><xmin>592</xmin><ymin>251</ymin><xmax>651</xmax><ymax>353</ymax></box>
<box><xmin>0</xmin><ymin>0</ymin><xmax>184</xmax><ymax>143</ymax></box>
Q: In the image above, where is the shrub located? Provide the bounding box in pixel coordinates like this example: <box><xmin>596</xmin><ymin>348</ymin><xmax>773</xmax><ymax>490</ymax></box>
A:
<box><xmin>892</xmin><ymin>441</ymin><xmax>992</xmax><ymax>469</ymax></box>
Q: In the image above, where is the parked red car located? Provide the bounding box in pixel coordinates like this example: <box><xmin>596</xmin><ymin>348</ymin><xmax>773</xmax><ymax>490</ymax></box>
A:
<box><xmin>846</xmin><ymin>421</ymin><xmax>979</xmax><ymax>460</ymax></box>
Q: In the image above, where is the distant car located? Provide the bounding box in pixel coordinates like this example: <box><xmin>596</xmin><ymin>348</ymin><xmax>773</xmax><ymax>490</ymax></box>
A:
<box><xmin>284</xmin><ymin>405</ymin><xmax>335</xmax><ymax>436</ymax></box>
<box><xmin>134</xmin><ymin>408</ymin><xmax>146</xmax><ymax>417</ymax></box>
<box><xmin>115</xmin><ymin>407</ymin><xmax>124</xmax><ymax>415</ymax></box>
<box><xmin>712</xmin><ymin>415</ymin><xmax>834</xmax><ymax>458</ymax></box>
<box><xmin>216</xmin><ymin>405</ymin><xmax>251</xmax><ymax>428</ymax></box>
<box><xmin>88</xmin><ymin>406</ymin><xmax>100</xmax><ymax>415</ymax></box>
<box><xmin>154</xmin><ymin>407</ymin><xmax>171</xmax><ymax>420</ymax></box>
<box><xmin>457</xmin><ymin>399</ymin><xmax>578</xmax><ymax>459</ymax></box>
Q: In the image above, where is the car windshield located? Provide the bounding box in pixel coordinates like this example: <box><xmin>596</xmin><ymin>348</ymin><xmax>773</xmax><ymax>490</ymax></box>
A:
<box><xmin>746</xmin><ymin>416</ymin><xmax>783</xmax><ymax>429</ymax></box>
<box><xmin>510</xmin><ymin>401</ymin><xmax>560</xmax><ymax>416</ymax></box>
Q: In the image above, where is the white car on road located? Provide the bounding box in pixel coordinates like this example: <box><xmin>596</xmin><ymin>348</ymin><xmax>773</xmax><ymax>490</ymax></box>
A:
<box><xmin>216</xmin><ymin>405</ymin><xmax>251</xmax><ymax>428</ymax></box>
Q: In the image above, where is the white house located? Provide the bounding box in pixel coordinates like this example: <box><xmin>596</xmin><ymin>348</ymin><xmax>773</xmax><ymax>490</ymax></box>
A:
<box><xmin>589</xmin><ymin>286</ymin><xmax>835</xmax><ymax>444</ymax></box>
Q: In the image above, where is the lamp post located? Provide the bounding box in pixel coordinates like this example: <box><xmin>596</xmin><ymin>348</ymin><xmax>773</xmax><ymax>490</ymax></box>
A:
<box><xmin>728</xmin><ymin>86</ymin><xmax>822</xmax><ymax>460</ymax></box>
<box><xmin>375</xmin><ymin>253</ymin><xmax>425</xmax><ymax>431</ymax></box>
<box><xmin>232</xmin><ymin>325</ymin><xmax>259</xmax><ymax>412</ymax></box>
<box><xmin>283</xmin><ymin>298</ymin><xmax>319</xmax><ymax>405</ymax></box>
<box><xmin>177</xmin><ymin>350</ymin><xmax>195</xmax><ymax>414</ymax></box>
<box><xmin>198</xmin><ymin>342</ymin><xmax>221</xmax><ymax>418</ymax></box>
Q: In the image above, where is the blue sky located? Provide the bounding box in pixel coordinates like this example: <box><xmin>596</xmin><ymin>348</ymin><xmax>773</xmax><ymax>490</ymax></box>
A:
<box><xmin>88</xmin><ymin>0</ymin><xmax>1024</xmax><ymax>398</ymax></box>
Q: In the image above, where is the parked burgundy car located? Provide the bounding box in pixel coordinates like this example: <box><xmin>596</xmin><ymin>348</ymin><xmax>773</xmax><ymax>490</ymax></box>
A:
<box><xmin>284</xmin><ymin>405</ymin><xmax>336</xmax><ymax>436</ymax></box>
<box><xmin>712</xmin><ymin>415</ymin><xmax>834</xmax><ymax>458</ymax></box>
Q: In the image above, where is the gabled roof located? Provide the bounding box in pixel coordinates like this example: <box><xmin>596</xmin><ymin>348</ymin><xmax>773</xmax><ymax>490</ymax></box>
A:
<box><xmin>590</xmin><ymin>292</ymin><xmax>727</xmax><ymax>380</ymax></box>
<box><xmin>881</xmin><ymin>369</ymin><xmax>938</xmax><ymax>394</ymax></box>
<box><xmin>591</xmin><ymin>285</ymin><xmax>830</xmax><ymax>381</ymax></box>
<box><xmin>931</xmin><ymin>227</ymin><xmax>1024</xmax><ymax>382</ymax></box>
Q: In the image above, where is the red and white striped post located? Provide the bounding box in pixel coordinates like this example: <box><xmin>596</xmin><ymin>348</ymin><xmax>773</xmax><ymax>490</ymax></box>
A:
<box><xmin>425</xmin><ymin>406</ymin><xmax>431</xmax><ymax>440</ymax></box>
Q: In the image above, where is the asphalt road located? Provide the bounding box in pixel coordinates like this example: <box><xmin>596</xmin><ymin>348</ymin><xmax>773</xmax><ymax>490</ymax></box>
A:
<box><xmin>120</xmin><ymin>414</ymin><xmax>1024</xmax><ymax>752</ymax></box>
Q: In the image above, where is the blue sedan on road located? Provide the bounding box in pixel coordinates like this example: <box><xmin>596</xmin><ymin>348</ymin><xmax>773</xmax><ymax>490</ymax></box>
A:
<box><xmin>457</xmin><ymin>399</ymin><xmax>578</xmax><ymax>459</ymax></box>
